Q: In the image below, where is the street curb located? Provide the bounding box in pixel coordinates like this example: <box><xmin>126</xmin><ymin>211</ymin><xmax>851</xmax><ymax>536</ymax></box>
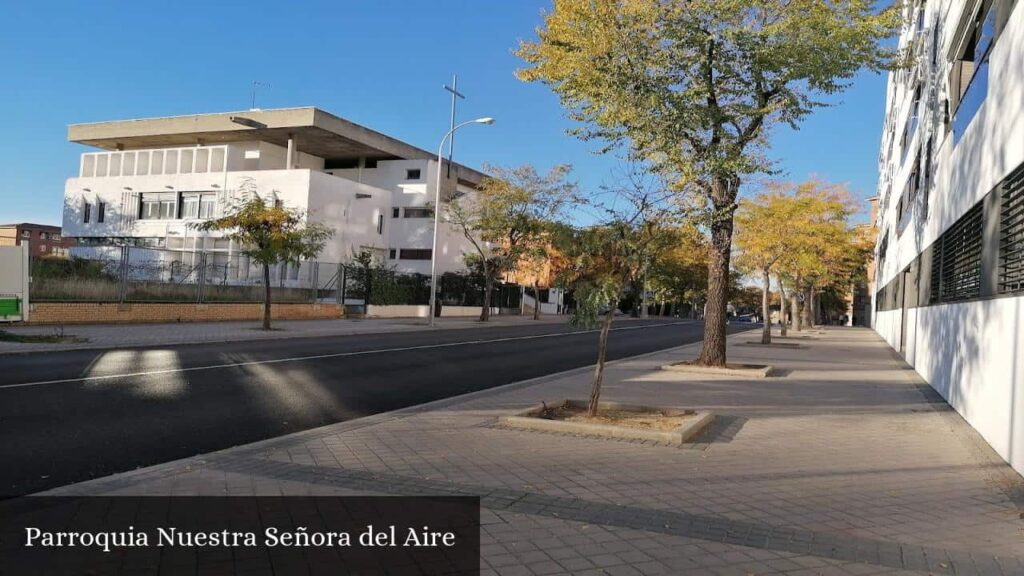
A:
<box><xmin>0</xmin><ymin>316</ymin><xmax>599</xmax><ymax>356</ymax></box>
<box><xmin>39</xmin><ymin>326</ymin><xmax>757</xmax><ymax>496</ymax></box>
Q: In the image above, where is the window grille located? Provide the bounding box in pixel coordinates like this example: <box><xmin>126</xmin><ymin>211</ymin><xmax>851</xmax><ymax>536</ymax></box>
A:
<box><xmin>939</xmin><ymin>202</ymin><xmax>984</xmax><ymax>301</ymax></box>
<box><xmin>998</xmin><ymin>164</ymin><xmax>1024</xmax><ymax>293</ymax></box>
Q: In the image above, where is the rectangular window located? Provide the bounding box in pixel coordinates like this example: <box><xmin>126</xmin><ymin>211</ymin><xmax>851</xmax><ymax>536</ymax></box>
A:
<box><xmin>931</xmin><ymin>202</ymin><xmax>984</xmax><ymax>302</ymax></box>
<box><xmin>97</xmin><ymin>202</ymin><xmax>106</xmax><ymax>223</ymax></box>
<box><xmin>83</xmin><ymin>202</ymin><xmax>92</xmax><ymax>223</ymax></box>
<box><xmin>399</xmin><ymin>248</ymin><xmax>432</xmax><ymax>260</ymax></box>
<box><xmin>377</xmin><ymin>214</ymin><xmax>384</xmax><ymax>235</ymax></box>
<box><xmin>181</xmin><ymin>194</ymin><xmax>200</xmax><ymax>219</ymax></box>
<box><xmin>392</xmin><ymin>207</ymin><xmax>400</xmax><ymax>218</ymax></box>
<box><xmin>364</xmin><ymin>158</ymin><xmax>378</xmax><ymax>169</ymax></box>
<box><xmin>998</xmin><ymin>163</ymin><xmax>1024</xmax><ymax>294</ymax></box>
<box><xmin>140</xmin><ymin>194</ymin><xmax>177</xmax><ymax>220</ymax></box>
<box><xmin>199</xmin><ymin>194</ymin><xmax>216</xmax><ymax>219</ymax></box>
<box><xmin>406</xmin><ymin>168</ymin><xmax>421</xmax><ymax>180</ymax></box>
<box><xmin>950</xmin><ymin>0</ymin><xmax>999</xmax><ymax>142</ymax></box>
<box><xmin>403</xmin><ymin>207</ymin><xmax>432</xmax><ymax>218</ymax></box>
<box><xmin>388</xmin><ymin>248</ymin><xmax>397</xmax><ymax>259</ymax></box>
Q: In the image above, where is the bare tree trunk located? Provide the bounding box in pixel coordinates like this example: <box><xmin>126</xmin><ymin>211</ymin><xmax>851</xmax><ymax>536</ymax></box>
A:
<box><xmin>262</xmin><ymin>262</ymin><xmax>272</xmax><ymax>330</ymax></box>
<box><xmin>587</xmin><ymin>307</ymin><xmax>616</xmax><ymax>417</ymax></box>
<box><xmin>480</xmin><ymin>271</ymin><xmax>493</xmax><ymax>322</ymax></box>
<box><xmin>698</xmin><ymin>197</ymin><xmax>733</xmax><ymax>366</ymax></box>
<box><xmin>532</xmin><ymin>281</ymin><xmax>541</xmax><ymax>320</ymax></box>
<box><xmin>777</xmin><ymin>275</ymin><xmax>788</xmax><ymax>337</ymax></box>
<box><xmin>761</xmin><ymin>268</ymin><xmax>771</xmax><ymax>345</ymax></box>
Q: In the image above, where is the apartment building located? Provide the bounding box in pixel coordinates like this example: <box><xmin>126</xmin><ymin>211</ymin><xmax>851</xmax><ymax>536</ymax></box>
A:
<box><xmin>872</xmin><ymin>0</ymin><xmax>1022</xmax><ymax>474</ymax></box>
<box><xmin>62</xmin><ymin>107</ymin><xmax>486</xmax><ymax>277</ymax></box>
<box><xmin>0</xmin><ymin>223</ymin><xmax>75</xmax><ymax>257</ymax></box>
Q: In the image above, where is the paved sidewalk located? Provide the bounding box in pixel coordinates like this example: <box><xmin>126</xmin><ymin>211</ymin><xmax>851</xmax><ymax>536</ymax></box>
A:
<box><xmin>0</xmin><ymin>314</ymin><xmax>573</xmax><ymax>354</ymax></box>
<box><xmin>44</xmin><ymin>328</ymin><xmax>1024</xmax><ymax>575</ymax></box>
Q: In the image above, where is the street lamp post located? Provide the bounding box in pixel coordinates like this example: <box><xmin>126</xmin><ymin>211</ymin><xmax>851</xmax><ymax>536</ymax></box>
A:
<box><xmin>428</xmin><ymin>117</ymin><xmax>494</xmax><ymax>326</ymax></box>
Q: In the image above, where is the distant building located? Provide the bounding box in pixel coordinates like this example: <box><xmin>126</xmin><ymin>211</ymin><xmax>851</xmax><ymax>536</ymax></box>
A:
<box><xmin>0</xmin><ymin>223</ymin><xmax>75</xmax><ymax>257</ymax></box>
<box><xmin>61</xmin><ymin>107</ymin><xmax>488</xmax><ymax>277</ymax></box>
<box><xmin>873</xmin><ymin>0</ymin><xmax>1023</xmax><ymax>475</ymax></box>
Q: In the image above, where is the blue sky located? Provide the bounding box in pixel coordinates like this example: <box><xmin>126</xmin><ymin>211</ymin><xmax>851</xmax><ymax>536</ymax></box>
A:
<box><xmin>0</xmin><ymin>0</ymin><xmax>888</xmax><ymax>226</ymax></box>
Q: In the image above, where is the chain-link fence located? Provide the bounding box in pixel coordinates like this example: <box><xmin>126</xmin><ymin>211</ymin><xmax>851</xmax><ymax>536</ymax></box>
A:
<box><xmin>31</xmin><ymin>247</ymin><xmax>523</xmax><ymax>311</ymax></box>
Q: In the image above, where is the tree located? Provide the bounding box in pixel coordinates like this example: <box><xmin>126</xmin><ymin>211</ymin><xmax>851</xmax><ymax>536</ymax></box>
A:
<box><xmin>734</xmin><ymin>187</ymin><xmax>813</xmax><ymax>343</ymax></box>
<box><xmin>647</xmin><ymin>224</ymin><xmax>709</xmax><ymax>317</ymax></box>
<box><xmin>557</xmin><ymin>169</ymin><xmax>678</xmax><ymax>417</ymax></box>
<box><xmin>773</xmin><ymin>179</ymin><xmax>863</xmax><ymax>328</ymax></box>
<box><xmin>516</xmin><ymin>0</ymin><xmax>902</xmax><ymax>365</ymax></box>
<box><xmin>447</xmin><ymin>164</ymin><xmax>578</xmax><ymax>321</ymax></box>
<box><xmin>195</xmin><ymin>180</ymin><xmax>332</xmax><ymax>330</ymax></box>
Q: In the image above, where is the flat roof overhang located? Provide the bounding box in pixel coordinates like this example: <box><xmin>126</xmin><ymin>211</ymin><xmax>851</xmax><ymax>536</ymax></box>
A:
<box><xmin>68</xmin><ymin>107</ymin><xmax>487</xmax><ymax>185</ymax></box>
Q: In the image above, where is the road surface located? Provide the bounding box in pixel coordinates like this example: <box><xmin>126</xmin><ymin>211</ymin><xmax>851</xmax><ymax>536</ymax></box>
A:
<box><xmin>0</xmin><ymin>319</ymin><xmax>752</xmax><ymax>496</ymax></box>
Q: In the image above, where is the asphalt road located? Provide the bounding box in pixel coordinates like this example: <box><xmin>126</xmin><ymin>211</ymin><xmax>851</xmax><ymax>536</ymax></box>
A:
<box><xmin>0</xmin><ymin>319</ymin><xmax>752</xmax><ymax>496</ymax></box>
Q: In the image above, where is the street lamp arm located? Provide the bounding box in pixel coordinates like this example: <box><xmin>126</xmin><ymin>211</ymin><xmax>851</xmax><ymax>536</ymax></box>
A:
<box><xmin>427</xmin><ymin>116</ymin><xmax>494</xmax><ymax>326</ymax></box>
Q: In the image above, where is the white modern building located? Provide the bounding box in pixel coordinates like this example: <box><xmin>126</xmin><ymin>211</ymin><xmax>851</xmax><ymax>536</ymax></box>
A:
<box><xmin>872</xmin><ymin>0</ymin><xmax>1022</xmax><ymax>475</ymax></box>
<box><xmin>62</xmin><ymin>107</ymin><xmax>486</xmax><ymax>277</ymax></box>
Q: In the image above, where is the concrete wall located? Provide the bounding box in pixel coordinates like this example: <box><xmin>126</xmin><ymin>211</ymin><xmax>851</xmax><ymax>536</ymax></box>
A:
<box><xmin>440</xmin><ymin>306</ymin><xmax>499</xmax><ymax>318</ymax></box>
<box><xmin>872</xmin><ymin>2</ymin><xmax>1024</xmax><ymax>477</ymax></box>
<box><xmin>366</xmin><ymin>304</ymin><xmax>429</xmax><ymax>318</ymax></box>
<box><xmin>28</xmin><ymin>302</ymin><xmax>342</xmax><ymax>324</ymax></box>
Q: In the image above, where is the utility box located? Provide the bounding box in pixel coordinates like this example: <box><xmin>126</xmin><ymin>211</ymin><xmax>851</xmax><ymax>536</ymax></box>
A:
<box><xmin>0</xmin><ymin>244</ymin><xmax>29</xmax><ymax>322</ymax></box>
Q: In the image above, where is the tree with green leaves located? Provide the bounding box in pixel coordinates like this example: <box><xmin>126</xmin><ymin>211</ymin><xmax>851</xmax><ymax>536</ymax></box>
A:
<box><xmin>517</xmin><ymin>0</ymin><xmax>902</xmax><ymax>365</ymax></box>
<box><xmin>447</xmin><ymin>164</ymin><xmax>578</xmax><ymax>321</ymax></box>
<box><xmin>195</xmin><ymin>180</ymin><xmax>333</xmax><ymax>330</ymax></box>
<box><xmin>557</xmin><ymin>170</ymin><xmax>678</xmax><ymax>416</ymax></box>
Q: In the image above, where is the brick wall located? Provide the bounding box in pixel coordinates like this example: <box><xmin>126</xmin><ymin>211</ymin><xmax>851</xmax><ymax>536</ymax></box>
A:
<box><xmin>28</xmin><ymin>302</ymin><xmax>343</xmax><ymax>325</ymax></box>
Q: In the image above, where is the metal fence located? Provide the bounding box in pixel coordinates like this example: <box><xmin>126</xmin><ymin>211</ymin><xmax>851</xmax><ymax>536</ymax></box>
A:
<box><xmin>30</xmin><ymin>246</ymin><xmax>522</xmax><ymax>310</ymax></box>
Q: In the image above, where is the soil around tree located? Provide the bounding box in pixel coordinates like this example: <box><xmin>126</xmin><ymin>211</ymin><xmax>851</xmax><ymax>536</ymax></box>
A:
<box><xmin>537</xmin><ymin>402</ymin><xmax>694</xmax><ymax>431</ymax></box>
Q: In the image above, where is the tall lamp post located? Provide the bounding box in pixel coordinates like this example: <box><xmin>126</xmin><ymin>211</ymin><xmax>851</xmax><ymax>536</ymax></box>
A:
<box><xmin>428</xmin><ymin>117</ymin><xmax>495</xmax><ymax>326</ymax></box>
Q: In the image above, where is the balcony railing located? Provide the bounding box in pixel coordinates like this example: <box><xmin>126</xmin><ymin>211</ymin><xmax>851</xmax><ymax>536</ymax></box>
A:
<box><xmin>80</xmin><ymin>145</ymin><xmax>228</xmax><ymax>178</ymax></box>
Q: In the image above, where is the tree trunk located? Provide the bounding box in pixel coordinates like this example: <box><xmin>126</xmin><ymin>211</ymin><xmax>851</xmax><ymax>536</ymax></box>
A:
<box><xmin>697</xmin><ymin>197</ymin><xmax>734</xmax><ymax>366</ymax></box>
<box><xmin>587</xmin><ymin>307</ymin><xmax>615</xmax><ymax>417</ymax></box>
<box><xmin>792</xmin><ymin>274</ymin><xmax>803</xmax><ymax>331</ymax></box>
<box><xmin>532</xmin><ymin>281</ymin><xmax>541</xmax><ymax>320</ymax></box>
<box><xmin>802</xmin><ymin>286</ymin><xmax>814</xmax><ymax>328</ymax></box>
<box><xmin>777</xmin><ymin>275</ymin><xmax>788</xmax><ymax>337</ymax></box>
<box><xmin>261</xmin><ymin>262</ymin><xmax>272</xmax><ymax>330</ymax></box>
<box><xmin>480</xmin><ymin>271</ymin><xmax>493</xmax><ymax>322</ymax></box>
<box><xmin>761</xmin><ymin>268</ymin><xmax>771</xmax><ymax>345</ymax></box>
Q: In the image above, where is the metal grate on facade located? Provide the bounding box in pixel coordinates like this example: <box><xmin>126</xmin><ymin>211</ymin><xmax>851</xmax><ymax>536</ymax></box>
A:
<box><xmin>939</xmin><ymin>202</ymin><xmax>984</xmax><ymax>302</ymax></box>
<box><xmin>999</xmin><ymin>164</ymin><xmax>1024</xmax><ymax>294</ymax></box>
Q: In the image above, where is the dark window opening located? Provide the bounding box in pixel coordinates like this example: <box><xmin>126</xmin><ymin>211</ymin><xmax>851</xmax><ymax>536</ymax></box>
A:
<box><xmin>324</xmin><ymin>158</ymin><xmax>360</xmax><ymax>170</ymax></box>
<box><xmin>403</xmin><ymin>207</ymin><xmax>432</xmax><ymax>218</ymax></box>
<box><xmin>392</xmin><ymin>207</ymin><xmax>400</xmax><ymax>218</ymax></box>
<box><xmin>364</xmin><ymin>158</ymin><xmax>378</xmax><ymax>169</ymax></box>
<box><xmin>97</xmin><ymin>202</ymin><xmax>106</xmax><ymax>223</ymax></box>
<box><xmin>83</xmin><ymin>202</ymin><xmax>92</xmax><ymax>223</ymax></box>
<box><xmin>388</xmin><ymin>249</ymin><xmax>397</xmax><ymax>259</ymax></box>
<box><xmin>406</xmin><ymin>169</ymin><xmax>421</xmax><ymax>180</ymax></box>
<box><xmin>399</xmin><ymin>248</ymin><xmax>432</xmax><ymax>260</ymax></box>
<box><xmin>377</xmin><ymin>214</ymin><xmax>384</xmax><ymax>235</ymax></box>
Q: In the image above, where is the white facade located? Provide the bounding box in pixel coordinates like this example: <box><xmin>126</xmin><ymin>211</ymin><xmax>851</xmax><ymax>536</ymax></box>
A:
<box><xmin>62</xmin><ymin>109</ymin><xmax>484</xmax><ymax>277</ymax></box>
<box><xmin>873</xmin><ymin>0</ymin><xmax>1023</xmax><ymax>475</ymax></box>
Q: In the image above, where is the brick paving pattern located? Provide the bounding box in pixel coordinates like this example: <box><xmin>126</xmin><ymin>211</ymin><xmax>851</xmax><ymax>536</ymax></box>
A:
<box><xmin>46</xmin><ymin>328</ymin><xmax>1024</xmax><ymax>575</ymax></box>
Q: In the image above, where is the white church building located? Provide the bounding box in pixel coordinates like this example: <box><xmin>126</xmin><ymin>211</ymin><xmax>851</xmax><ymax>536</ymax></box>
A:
<box><xmin>62</xmin><ymin>107</ymin><xmax>487</xmax><ymax>277</ymax></box>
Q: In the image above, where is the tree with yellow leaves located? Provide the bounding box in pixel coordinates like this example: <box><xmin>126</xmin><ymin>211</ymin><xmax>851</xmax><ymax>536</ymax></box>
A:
<box><xmin>516</xmin><ymin>0</ymin><xmax>902</xmax><ymax>366</ymax></box>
